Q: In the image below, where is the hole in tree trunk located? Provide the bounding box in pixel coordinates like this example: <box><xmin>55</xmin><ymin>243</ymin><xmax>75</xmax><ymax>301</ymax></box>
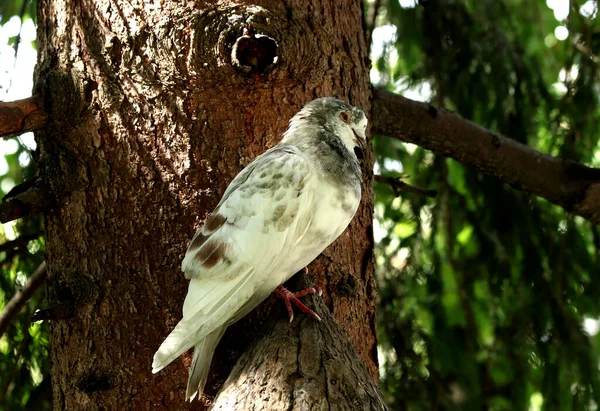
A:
<box><xmin>231</xmin><ymin>31</ymin><xmax>278</xmax><ymax>74</ymax></box>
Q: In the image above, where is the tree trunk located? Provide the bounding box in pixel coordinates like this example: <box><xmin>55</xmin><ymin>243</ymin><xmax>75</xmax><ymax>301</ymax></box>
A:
<box><xmin>35</xmin><ymin>0</ymin><xmax>378</xmax><ymax>409</ymax></box>
<box><xmin>211</xmin><ymin>273</ymin><xmax>386</xmax><ymax>410</ymax></box>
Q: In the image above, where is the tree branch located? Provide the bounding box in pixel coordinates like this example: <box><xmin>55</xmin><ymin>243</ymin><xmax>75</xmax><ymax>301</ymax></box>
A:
<box><xmin>0</xmin><ymin>232</ymin><xmax>42</xmax><ymax>254</ymax></box>
<box><xmin>371</xmin><ymin>88</ymin><xmax>600</xmax><ymax>224</ymax></box>
<box><xmin>0</xmin><ymin>95</ymin><xmax>47</xmax><ymax>138</ymax></box>
<box><xmin>0</xmin><ymin>261</ymin><xmax>47</xmax><ymax>338</ymax></box>
<box><xmin>374</xmin><ymin>175</ymin><xmax>438</xmax><ymax>198</ymax></box>
<box><xmin>210</xmin><ymin>273</ymin><xmax>387</xmax><ymax>410</ymax></box>
<box><xmin>0</xmin><ymin>179</ymin><xmax>51</xmax><ymax>223</ymax></box>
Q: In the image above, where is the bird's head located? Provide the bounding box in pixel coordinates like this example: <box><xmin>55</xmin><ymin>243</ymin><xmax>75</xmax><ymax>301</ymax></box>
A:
<box><xmin>283</xmin><ymin>98</ymin><xmax>368</xmax><ymax>160</ymax></box>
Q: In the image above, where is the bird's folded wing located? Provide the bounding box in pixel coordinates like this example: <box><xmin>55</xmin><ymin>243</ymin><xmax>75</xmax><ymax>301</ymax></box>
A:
<box><xmin>181</xmin><ymin>144</ymin><xmax>314</xmax><ymax>282</ymax></box>
<box><xmin>153</xmin><ymin>145</ymin><xmax>316</xmax><ymax>371</ymax></box>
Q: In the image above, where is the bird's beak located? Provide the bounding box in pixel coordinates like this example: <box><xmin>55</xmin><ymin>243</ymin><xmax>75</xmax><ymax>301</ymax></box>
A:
<box><xmin>353</xmin><ymin>128</ymin><xmax>367</xmax><ymax>151</ymax></box>
<box><xmin>352</xmin><ymin>128</ymin><xmax>367</xmax><ymax>161</ymax></box>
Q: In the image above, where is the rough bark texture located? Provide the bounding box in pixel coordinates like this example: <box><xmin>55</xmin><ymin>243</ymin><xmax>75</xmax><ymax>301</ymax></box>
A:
<box><xmin>211</xmin><ymin>274</ymin><xmax>387</xmax><ymax>410</ymax></box>
<box><xmin>372</xmin><ymin>88</ymin><xmax>600</xmax><ymax>224</ymax></box>
<box><xmin>35</xmin><ymin>0</ymin><xmax>377</xmax><ymax>409</ymax></box>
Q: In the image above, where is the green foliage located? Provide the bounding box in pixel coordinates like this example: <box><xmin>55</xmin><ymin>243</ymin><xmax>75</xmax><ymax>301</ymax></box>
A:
<box><xmin>0</xmin><ymin>1</ymin><xmax>48</xmax><ymax>409</ymax></box>
<box><xmin>0</xmin><ymin>0</ymin><xmax>37</xmax><ymax>67</ymax></box>
<box><xmin>0</xmin><ymin>144</ymin><xmax>47</xmax><ymax>410</ymax></box>
<box><xmin>0</xmin><ymin>231</ymin><xmax>48</xmax><ymax>410</ymax></box>
<box><xmin>0</xmin><ymin>0</ymin><xmax>36</xmax><ymax>26</ymax></box>
<box><xmin>371</xmin><ymin>0</ymin><xmax>600</xmax><ymax>410</ymax></box>
<box><xmin>0</xmin><ymin>143</ymin><xmax>48</xmax><ymax>410</ymax></box>
<box><xmin>2</xmin><ymin>0</ymin><xmax>600</xmax><ymax>410</ymax></box>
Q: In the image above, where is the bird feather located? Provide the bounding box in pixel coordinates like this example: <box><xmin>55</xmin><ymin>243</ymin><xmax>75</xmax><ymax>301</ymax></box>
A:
<box><xmin>152</xmin><ymin>98</ymin><xmax>366</xmax><ymax>401</ymax></box>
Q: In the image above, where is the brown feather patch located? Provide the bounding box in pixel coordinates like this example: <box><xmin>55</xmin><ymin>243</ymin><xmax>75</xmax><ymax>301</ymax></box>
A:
<box><xmin>188</xmin><ymin>232</ymin><xmax>209</xmax><ymax>251</ymax></box>
<box><xmin>203</xmin><ymin>243</ymin><xmax>226</xmax><ymax>269</ymax></box>
<box><xmin>194</xmin><ymin>240</ymin><xmax>227</xmax><ymax>269</ymax></box>
<box><xmin>188</xmin><ymin>213</ymin><xmax>227</xmax><ymax>252</ymax></box>
<box><xmin>205</xmin><ymin>213</ymin><xmax>227</xmax><ymax>233</ymax></box>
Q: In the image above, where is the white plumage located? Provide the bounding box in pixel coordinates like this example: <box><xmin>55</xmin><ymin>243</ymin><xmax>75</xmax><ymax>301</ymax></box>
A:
<box><xmin>152</xmin><ymin>98</ymin><xmax>368</xmax><ymax>400</ymax></box>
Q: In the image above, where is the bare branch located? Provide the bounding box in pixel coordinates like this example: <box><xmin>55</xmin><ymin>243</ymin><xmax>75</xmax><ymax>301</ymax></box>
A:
<box><xmin>0</xmin><ymin>179</ymin><xmax>51</xmax><ymax>223</ymax></box>
<box><xmin>0</xmin><ymin>261</ymin><xmax>47</xmax><ymax>338</ymax></box>
<box><xmin>0</xmin><ymin>232</ymin><xmax>42</xmax><ymax>254</ymax></box>
<box><xmin>0</xmin><ymin>95</ymin><xmax>47</xmax><ymax>138</ymax></box>
<box><xmin>374</xmin><ymin>175</ymin><xmax>438</xmax><ymax>198</ymax></box>
<box><xmin>371</xmin><ymin>88</ymin><xmax>600</xmax><ymax>224</ymax></box>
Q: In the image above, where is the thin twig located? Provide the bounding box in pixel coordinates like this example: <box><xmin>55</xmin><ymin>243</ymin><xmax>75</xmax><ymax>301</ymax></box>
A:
<box><xmin>366</xmin><ymin>0</ymin><xmax>382</xmax><ymax>56</ymax></box>
<box><xmin>0</xmin><ymin>94</ymin><xmax>47</xmax><ymax>138</ymax></box>
<box><xmin>0</xmin><ymin>261</ymin><xmax>47</xmax><ymax>338</ymax></box>
<box><xmin>374</xmin><ymin>175</ymin><xmax>438</xmax><ymax>198</ymax></box>
<box><xmin>0</xmin><ymin>232</ymin><xmax>41</xmax><ymax>254</ymax></box>
<box><xmin>3</xmin><ymin>0</ymin><xmax>29</xmax><ymax>96</ymax></box>
<box><xmin>11</xmin><ymin>0</ymin><xmax>29</xmax><ymax>69</ymax></box>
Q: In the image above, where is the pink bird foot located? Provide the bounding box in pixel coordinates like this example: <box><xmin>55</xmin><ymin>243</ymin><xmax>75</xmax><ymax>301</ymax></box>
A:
<box><xmin>275</xmin><ymin>285</ymin><xmax>322</xmax><ymax>323</ymax></box>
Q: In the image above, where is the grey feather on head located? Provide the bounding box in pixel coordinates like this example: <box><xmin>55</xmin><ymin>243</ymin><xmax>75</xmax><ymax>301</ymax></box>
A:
<box><xmin>295</xmin><ymin>97</ymin><xmax>365</xmax><ymax>126</ymax></box>
<box><xmin>282</xmin><ymin>97</ymin><xmax>368</xmax><ymax>162</ymax></box>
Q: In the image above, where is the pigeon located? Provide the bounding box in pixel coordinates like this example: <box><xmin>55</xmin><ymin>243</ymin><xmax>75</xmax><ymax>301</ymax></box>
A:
<box><xmin>152</xmin><ymin>97</ymin><xmax>368</xmax><ymax>400</ymax></box>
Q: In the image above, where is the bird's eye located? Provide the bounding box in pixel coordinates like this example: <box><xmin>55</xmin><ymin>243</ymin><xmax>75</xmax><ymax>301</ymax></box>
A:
<box><xmin>340</xmin><ymin>112</ymin><xmax>351</xmax><ymax>123</ymax></box>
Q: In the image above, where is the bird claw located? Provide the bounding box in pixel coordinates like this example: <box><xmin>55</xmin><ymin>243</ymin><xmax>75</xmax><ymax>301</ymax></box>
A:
<box><xmin>275</xmin><ymin>285</ymin><xmax>322</xmax><ymax>322</ymax></box>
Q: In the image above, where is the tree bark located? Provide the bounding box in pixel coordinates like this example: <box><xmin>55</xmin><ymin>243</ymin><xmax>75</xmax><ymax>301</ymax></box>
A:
<box><xmin>211</xmin><ymin>274</ymin><xmax>387</xmax><ymax>410</ymax></box>
<box><xmin>35</xmin><ymin>0</ymin><xmax>377</xmax><ymax>409</ymax></box>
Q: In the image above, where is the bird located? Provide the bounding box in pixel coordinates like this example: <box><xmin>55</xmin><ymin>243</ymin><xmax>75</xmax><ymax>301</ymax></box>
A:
<box><xmin>152</xmin><ymin>97</ymin><xmax>368</xmax><ymax>400</ymax></box>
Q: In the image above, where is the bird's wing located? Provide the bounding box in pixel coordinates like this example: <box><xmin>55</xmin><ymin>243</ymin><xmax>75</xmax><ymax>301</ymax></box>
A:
<box><xmin>181</xmin><ymin>144</ymin><xmax>313</xmax><ymax>281</ymax></box>
<box><xmin>152</xmin><ymin>145</ymin><xmax>315</xmax><ymax>372</ymax></box>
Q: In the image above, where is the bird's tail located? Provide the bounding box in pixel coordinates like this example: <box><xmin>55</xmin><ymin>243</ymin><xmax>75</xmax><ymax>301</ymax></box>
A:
<box><xmin>152</xmin><ymin>267</ymin><xmax>256</xmax><ymax>374</ymax></box>
<box><xmin>186</xmin><ymin>326</ymin><xmax>226</xmax><ymax>401</ymax></box>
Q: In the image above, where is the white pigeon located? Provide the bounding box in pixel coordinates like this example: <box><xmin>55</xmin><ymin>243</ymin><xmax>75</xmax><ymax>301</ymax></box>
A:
<box><xmin>152</xmin><ymin>97</ymin><xmax>368</xmax><ymax>400</ymax></box>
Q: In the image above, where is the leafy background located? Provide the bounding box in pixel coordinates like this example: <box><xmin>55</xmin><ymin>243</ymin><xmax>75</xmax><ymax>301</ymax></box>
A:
<box><xmin>371</xmin><ymin>1</ymin><xmax>600</xmax><ymax>410</ymax></box>
<box><xmin>1</xmin><ymin>0</ymin><xmax>599</xmax><ymax>409</ymax></box>
<box><xmin>0</xmin><ymin>0</ymin><xmax>48</xmax><ymax>409</ymax></box>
